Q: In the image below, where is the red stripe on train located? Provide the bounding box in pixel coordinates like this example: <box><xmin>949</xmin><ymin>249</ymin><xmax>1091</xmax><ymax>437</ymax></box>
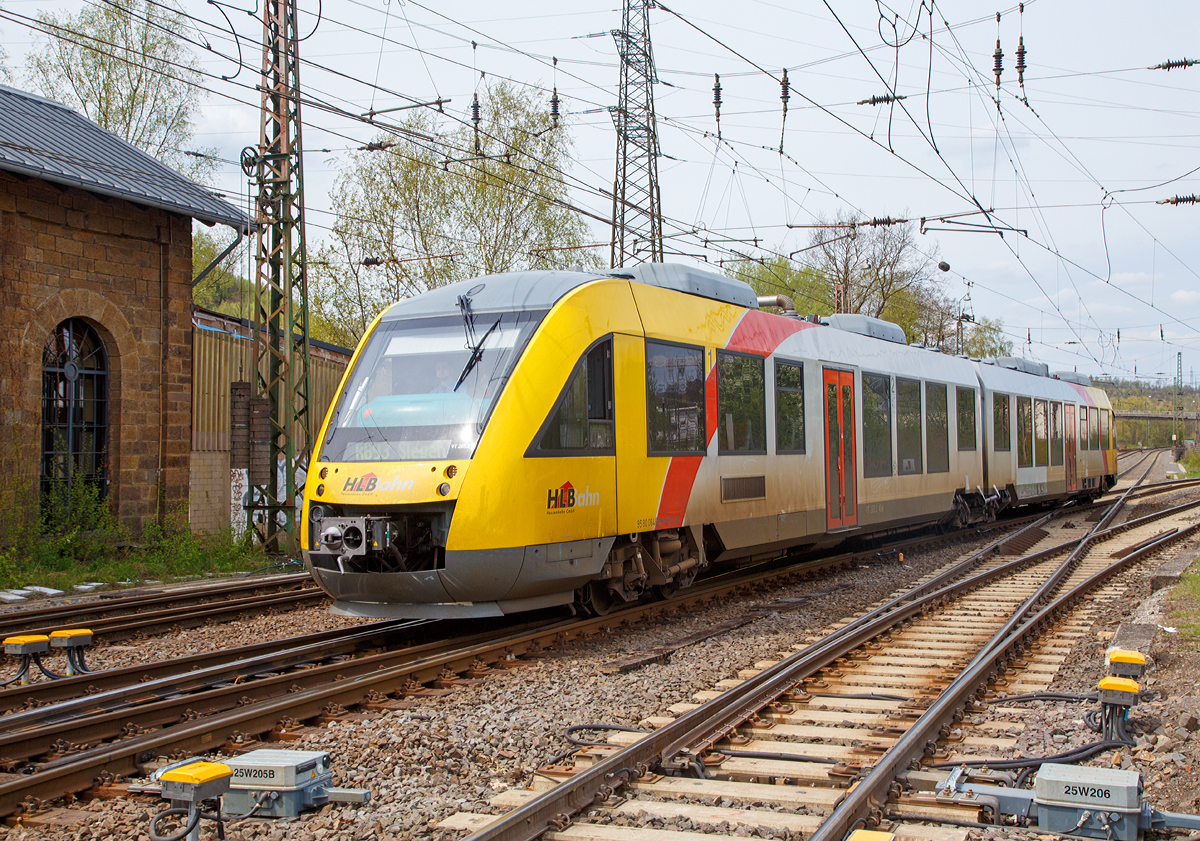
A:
<box><xmin>655</xmin><ymin>310</ymin><xmax>811</xmax><ymax>525</ymax></box>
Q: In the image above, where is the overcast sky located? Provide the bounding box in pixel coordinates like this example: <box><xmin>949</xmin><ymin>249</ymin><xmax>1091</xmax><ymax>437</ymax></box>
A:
<box><xmin>4</xmin><ymin>0</ymin><xmax>1199</xmax><ymax>383</ymax></box>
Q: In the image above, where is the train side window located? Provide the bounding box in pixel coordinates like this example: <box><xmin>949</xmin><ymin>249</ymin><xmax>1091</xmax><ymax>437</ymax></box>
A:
<box><xmin>993</xmin><ymin>393</ymin><xmax>1011</xmax><ymax>451</ymax></box>
<box><xmin>1090</xmin><ymin>406</ymin><xmax>1101</xmax><ymax>450</ymax></box>
<box><xmin>1034</xmin><ymin>399</ymin><xmax>1049</xmax><ymax>466</ymax></box>
<box><xmin>926</xmin><ymin>382</ymin><xmax>949</xmax><ymax>473</ymax></box>
<box><xmin>717</xmin><ymin>351</ymin><xmax>766</xmax><ymax>454</ymax></box>
<box><xmin>1051</xmin><ymin>402</ymin><xmax>1064</xmax><ymax>465</ymax></box>
<box><xmin>531</xmin><ymin>337</ymin><xmax>614</xmax><ymax>455</ymax></box>
<box><xmin>1017</xmin><ymin>396</ymin><xmax>1033</xmax><ymax>467</ymax></box>
<box><xmin>896</xmin><ymin>377</ymin><xmax>922</xmax><ymax>475</ymax></box>
<box><xmin>956</xmin><ymin>387</ymin><xmax>977</xmax><ymax>451</ymax></box>
<box><xmin>863</xmin><ymin>373</ymin><xmax>892</xmax><ymax>477</ymax></box>
<box><xmin>775</xmin><ymin>360</ymin><xmax>805</xmax><ymax>454</ymax></box>
<box><xmin>1100</xmin><ymin>407</ymin><xmax>1110</xmax><ymax>450</ymax></box>
<box><xmin>1080</xmin><ymin>409</ymin><xmax>1089</xmax><ymax>451</ymax></box>
<box><xmin>646</xmin><ymin>339</ymin><xmax>707</xmax><ymax>455</ymax></box>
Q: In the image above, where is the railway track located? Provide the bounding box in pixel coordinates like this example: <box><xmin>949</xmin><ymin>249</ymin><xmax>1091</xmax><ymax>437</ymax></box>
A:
<box><xmin>1117</xmin><ymin>448</ymin><xmax>1162</xmax><ymax>480</ymax></box>
<box><xmin>0</xmin><ymin>572</ymin><xmax>321</xmax><ymax>641</ymax></box>
<box><xmin>0</xmin><ymin>511</ymin><xmax>1055</xmax><ymax>817</ymax></box>
<box><xmin>2</xmin><ymin>474</ymin><xmax>1196</xmax><ymax>825</ymax></box>
<box><xmin>445</xmin><ymin>464</ymin><xmax>1200</xmax><ymax>841</ymax></box>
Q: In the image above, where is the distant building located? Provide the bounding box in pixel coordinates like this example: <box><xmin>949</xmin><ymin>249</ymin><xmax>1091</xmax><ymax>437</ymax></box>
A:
<box><xmin>0</xmin><ymin>84</ymin><xmax>247</xmax><ymax>534</ymax></box>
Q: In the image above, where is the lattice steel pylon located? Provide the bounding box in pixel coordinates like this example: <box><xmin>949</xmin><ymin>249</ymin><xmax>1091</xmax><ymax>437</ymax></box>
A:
<box><xmin>245</xmin><ymin>0</ymin><xmax>312</xmax><ymax>552</ymax></box>
<box><xmin>609</xmin><ymin>0</ymin><xmax>663</xmax><ymax>268</ymax></box>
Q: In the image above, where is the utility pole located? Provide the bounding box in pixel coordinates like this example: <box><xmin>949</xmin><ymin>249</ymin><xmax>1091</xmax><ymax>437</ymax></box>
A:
<box><xmin>609</xmin><ymin>0</ymin><xmax>663</xmax><ymax>268</ymax></box>
<box><xmin>244</xmin><ymin>0</ymin><xmax>312</xmax><ymax>551</ymax></box>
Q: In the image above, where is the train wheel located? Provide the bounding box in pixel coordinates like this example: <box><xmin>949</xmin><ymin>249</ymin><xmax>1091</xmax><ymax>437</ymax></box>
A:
<box><xmin>582</xmin><ymin>581</ymin><xmax>614</xmax><ymax>616</ymax></box>
<box><xmin>653</xmin><ymin>583</ymin><xmax>679</xmax><ymax>600</ymax></box>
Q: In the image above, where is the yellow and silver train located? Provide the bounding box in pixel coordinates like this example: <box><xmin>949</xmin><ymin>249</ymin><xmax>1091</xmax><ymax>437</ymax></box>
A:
<box><xmin>301</xmin><ymin>264</ymin><xmax>1117</xmax><ymax>618</ymax></box>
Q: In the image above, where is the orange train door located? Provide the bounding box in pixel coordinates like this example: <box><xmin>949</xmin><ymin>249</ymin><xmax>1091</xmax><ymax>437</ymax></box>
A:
<box><xmin>824</xmin><ymin>368</ymin><xmax>857</xmax><ymax>530</ymax></box>
<box><xmin>1064</xmin><ymin>404</ymin><xmax>1078</xmax><ymax>492</ymax></box>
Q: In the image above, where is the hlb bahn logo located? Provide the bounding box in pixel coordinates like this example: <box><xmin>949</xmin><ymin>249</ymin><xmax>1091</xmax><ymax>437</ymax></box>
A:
<box><xmin>342</xmin><ymin>472</ymin><xmax>415</xmax><ymax>493</ymax></box>
<box><xmin>546</xmin><ymin>481</ymin><xmax>599</xmax><ymax>514</ymax></box>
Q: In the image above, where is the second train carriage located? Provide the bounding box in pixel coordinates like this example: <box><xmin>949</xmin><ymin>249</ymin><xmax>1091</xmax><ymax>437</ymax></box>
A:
<box><xmin>302</xmin><ymin>264</ymin><xmax>1117</xmax><ymax>618</ymax></box>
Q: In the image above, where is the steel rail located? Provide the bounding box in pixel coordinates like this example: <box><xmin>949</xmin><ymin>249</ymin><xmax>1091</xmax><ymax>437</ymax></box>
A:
<box><xmin>1118</xmin><ymin>449</ymin><xmax>1159</xmax><ymax>480</ymax></box>
<box><xmin>0</xmin><ymin>619</ymin><xmax>431</xmax><ymax>730</ymax></box>
<box><xmin>0</xmin><ymin>574</ymin><xmax>313</xmax><ymax>638</ymax></box>
<box><xmin>2</xmin><ymin>588</ymin><xmax>327</xmax><ymax>642</ymax></box>
<box><xmin>0</xmin><ymin>513</ymin><xmax>1042</xmax><ymax>815</ymax></box>
<box><xmin>810</xmin><ymin>520</ymin><xmax>1198</xmax><ymax>840</ymax></box>
<box><xmin>0</xmin><ymin>492</ymin><xmax>1161</xmax><ymax>815</ymax></box>
<box><xmin>0</xmin><ymin>616</ymin><xmax>582</xmax><ymax>814</ymax></box>
<box><xmin>0</xmin><ymin>520</ymin><xmax>995</xmax><ymax>720</ymax></box>
<box><xmin>0</xmin><ymin>619</ymin><xmax>416</xmax><ymax>712</ymax></box>
<box><xmin>462</xmin><ymin>482</ymin><xmax>1198</xmax><ymax>841</ymax></box>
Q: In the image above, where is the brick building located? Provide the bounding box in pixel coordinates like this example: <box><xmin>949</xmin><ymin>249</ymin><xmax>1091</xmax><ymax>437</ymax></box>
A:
<box><xmin>0</xmin><ymin>85</ymin><xmax>247</xmax><ymax>534</ymax></box>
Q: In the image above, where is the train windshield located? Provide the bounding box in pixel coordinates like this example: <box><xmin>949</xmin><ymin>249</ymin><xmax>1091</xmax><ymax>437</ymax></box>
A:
<box><xmin>320</xmin><ymin>311</ymin><xmax>544</xmax><ymax>462</ymax></box>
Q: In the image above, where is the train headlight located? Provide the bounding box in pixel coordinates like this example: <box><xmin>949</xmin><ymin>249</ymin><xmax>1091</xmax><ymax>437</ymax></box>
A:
<box><xmin>437</xmin><ymin>482</ymin><xmax>451</xmax><ymax>497</ymax></box>
<box><xmin>320</xmin><ymin>525</ymin><xmax>344</xmax><ymax>551</ymax></box>
<box><xmin>310</xmin><ymin>505</ymin><xmax>326</xmax><ymax>522</ymax></box>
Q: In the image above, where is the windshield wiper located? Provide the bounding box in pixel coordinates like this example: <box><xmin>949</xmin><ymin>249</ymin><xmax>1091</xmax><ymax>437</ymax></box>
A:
<box><xmin>454</xmin><ymin>317</ymin><xmax>501</xmax><ymax>392</ymax></box>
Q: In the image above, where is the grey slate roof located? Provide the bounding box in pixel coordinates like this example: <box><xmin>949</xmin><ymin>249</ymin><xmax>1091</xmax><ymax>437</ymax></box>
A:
<box><xmin>0</xmin><ymin>85</ymin><xmax>247</xmax><ymax>230</ymax></box>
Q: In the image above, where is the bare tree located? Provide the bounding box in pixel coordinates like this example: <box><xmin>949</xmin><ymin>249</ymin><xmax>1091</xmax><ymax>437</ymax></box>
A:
<box><xmin>804</xmin><ymin>210</ymin><xmax>942</xmax><ymax>319</ymax></box>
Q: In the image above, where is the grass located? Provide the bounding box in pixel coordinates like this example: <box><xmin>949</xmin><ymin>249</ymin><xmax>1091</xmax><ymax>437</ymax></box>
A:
<box><xmin>0</xmin><ymin>481</ymin><xmax>270</xmax><ymax>593</ymax></box>
<box><xmin>1170</xmin><ymin>560</ymin><xmax>1200</xmax><ymax>644</ymax></box>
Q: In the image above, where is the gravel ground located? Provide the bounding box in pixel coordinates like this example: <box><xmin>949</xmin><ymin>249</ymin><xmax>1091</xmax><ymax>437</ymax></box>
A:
<box><xmin>5</xmin><ymin>471</ymin><xmax>1199</xmax><ymax>841</ymax></box>
<box><xmin>0</xmin><ymin>529</ymin><xmax>997</xmax><ymax>841</ymax></box>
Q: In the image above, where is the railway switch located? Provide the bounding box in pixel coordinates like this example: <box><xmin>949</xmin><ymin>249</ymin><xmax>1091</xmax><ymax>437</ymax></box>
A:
<box><xmin>932</xmin><ymin>763</ymin><xmax>1200</xmax><ymax>840</ymax></box>
<box><xmin>152</xmin><ymin>760</ymin><xmax>231</xmax><ymax>841</ymax></box>
<box><xmin>49</xmin><ymin>629</ymin><xmax>93</xmax><ymax>675</ymax></box>
<box><xmin>220</xmin><ymin>749</ymin><xmax>371</xmax><ymax>819</ymax></box>
<box><xmin>1106</xmin><ymin>649</ymin><xmax>1146</xmax><ymax>679</ymax></box>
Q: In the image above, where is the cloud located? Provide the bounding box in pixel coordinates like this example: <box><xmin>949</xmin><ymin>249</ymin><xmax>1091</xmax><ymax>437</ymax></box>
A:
<box><xmin>1169</xmin><ymin>289</ymin><xmax>1200</xmax><ymax>305</ymax></box>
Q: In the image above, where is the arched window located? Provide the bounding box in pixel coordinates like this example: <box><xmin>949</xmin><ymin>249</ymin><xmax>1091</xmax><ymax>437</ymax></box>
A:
<box><xmin>41</xmin><ymin>319</ymin><xmax>109</xmax><ymax>500</ymax></box>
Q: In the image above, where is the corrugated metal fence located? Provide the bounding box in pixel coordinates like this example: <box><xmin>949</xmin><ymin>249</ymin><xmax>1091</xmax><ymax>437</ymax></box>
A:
<box><xmin>191</xmin><ymin>310</ymin><xmax>351</xmax><ymax>453</ymax></box>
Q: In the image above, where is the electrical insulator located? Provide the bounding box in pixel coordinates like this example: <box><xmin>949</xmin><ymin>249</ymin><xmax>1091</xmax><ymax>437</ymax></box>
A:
<box><xmin>471</xmin><ymin>92</ymin><xmax>481</xmax><ymax>154</ymax></box>
<box><xmin>778</xmin><ymin>69</ymin><xmax>791</xmax><ymax>152</ymax></box>
<box><xmin>857</xmin><ymin>93</ymin><xmax>906</xmax><ymax>106</ymax></box>
<box><xmin>712</xmin><ymin>73</ymin><xmax>722</xmax><ymax>138</ymax></box>
<box><xmin>1158</xmin><ymin>194</ymin><xmax>1199</xmax><ymax>205</ymax></box>
<box><xmin>994</xmin><ymin>39</ymin><xmax>1004</xmax><ymax>89</ymax></box>
<box><xmin>1016</xmin><ymin>36</ymin><xmax>1026</xmax><ymax>86</ymax></box>
<box><xmin>1151</xmin><ymin>58</ymin><xmax>1197</xmax><ymax>71</ymax></box>
<box><xmin>550</xmin><ymin>87</ymin><xmax>560</xmax><ymax>128</ymax></box>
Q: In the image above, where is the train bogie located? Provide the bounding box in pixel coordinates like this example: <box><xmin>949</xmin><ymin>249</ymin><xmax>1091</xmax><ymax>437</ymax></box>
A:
<box><xmin>302</xmin><ymin>264</ymin><xmax>1117</xmax><ymax>619</ymax></box>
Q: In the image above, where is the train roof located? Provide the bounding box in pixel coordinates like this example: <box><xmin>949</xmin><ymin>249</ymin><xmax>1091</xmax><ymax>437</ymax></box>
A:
<box><xmin>379</xmin><ymin>263</ymin><xmax>758</xmax><ymax>321</ymax></box>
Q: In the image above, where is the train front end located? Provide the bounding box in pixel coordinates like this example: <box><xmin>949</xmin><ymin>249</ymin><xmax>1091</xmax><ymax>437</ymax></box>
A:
<box><xmin>301</xmin><ymin>280</ymin><xmax>550</xmax><ymax>618</ymax></box>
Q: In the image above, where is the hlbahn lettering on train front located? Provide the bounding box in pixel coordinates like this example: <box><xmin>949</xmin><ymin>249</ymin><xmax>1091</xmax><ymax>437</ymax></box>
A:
<box><xmin>546</xmin><ymin>481</ymin><xmax>599</xmax><ymax>513</ymax></box>
<box><xmin>341</xmin><ymin>473</ymin><xmax>416</xmax><ymax>494</ymax></box>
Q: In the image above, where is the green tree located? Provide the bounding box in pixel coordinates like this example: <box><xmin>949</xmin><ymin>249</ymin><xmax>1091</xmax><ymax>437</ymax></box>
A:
<box><xmin>25</xmin><ymin>0</ymin><xmax>213</xmax><ymax>178</ymax></box>
<box><xmin>963</xmin><ymin>315</ymin><xmax>1014</xmax><ymax>359</ymax></box>
<box><xmin>727</xmin><ymin>256</ymin><xmax>829</xmax><ymax>314</ymax></box>
<box><xmin>311</xmin><ymin>81</ymin><xmax>599</xmax><ymax>347</ymax></box>
<box><xmin>192</xmin><ymin>227</ymin><xmax>251</xmax><ymax>318</ymax></box>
